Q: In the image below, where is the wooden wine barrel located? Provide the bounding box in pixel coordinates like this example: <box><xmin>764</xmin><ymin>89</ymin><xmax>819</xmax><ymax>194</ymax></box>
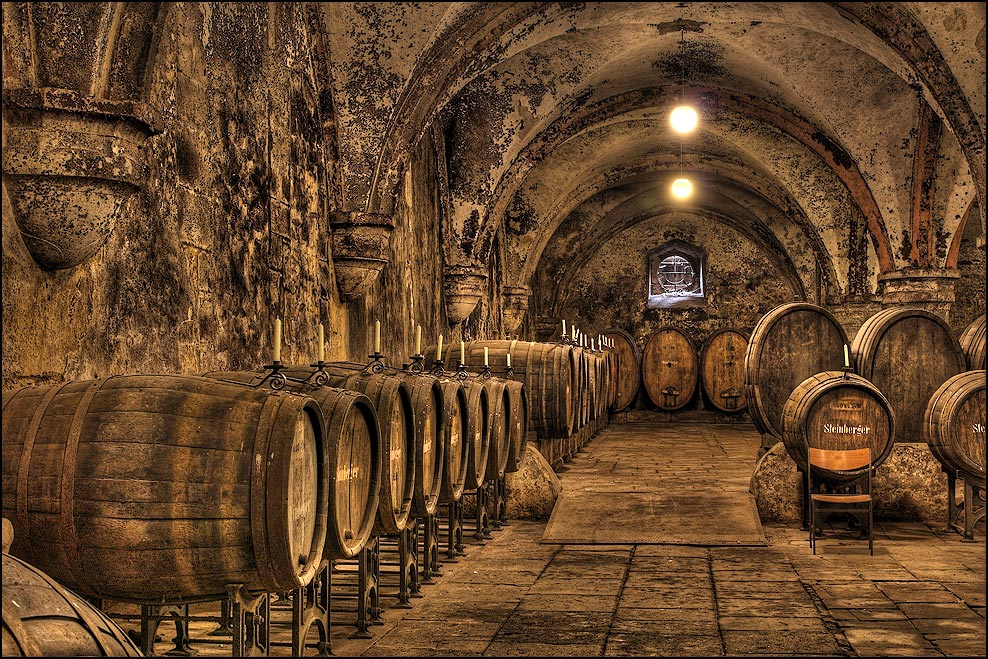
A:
<box><xmin>450</xmin><ymin>340</ymin><xmax>575</xmax><ymax>439</ymax></box>
<box><xmin>923</xmin><ymin>370</ymin><xmax>986</xmax><ymax>482</ymax></box>
<box><xmin>573</xmin><ymin>346</ymin><xmax>591</xmax><ymax>427</ymax></box>
<box><xmin>205</xmin><ymin>368</ymin><xmax>382</xmax><ymax>560</ymax></box>
<box><xmin>461</xmin><ymin>379</ymin><xmax>490</xmax><ymax>490</ymax></box>
<box><xmin>604</xmin><ymin>328</ymin><xmax>641</xmax><ymax>412</ymax></box>
<box><xmin>389</xmin><ymin>371</ymin><xmax>445</xmax><ymax>518</ymax></box>
<box><xmin>959</xmin><ymin>314</ymin><xmax>986</xmax><ymax>370</ymax></box>
<box><xmin>745</xmin><ymin>302</ymin><xmax>850</xmax><ymax>439</ymax></box>
<box><xmin>701</xmin><ymin>328</ymin><xmax>749</xmax><ymax>413</ymax></box>
<box><xmin>436</xmin><ymin>378</ymin><xmax>470</xmax><ymax>502</ymax></box>
<box><xmin>641</xmin><ymin>326</ymin><xmax>698</xmax><ymax>411</ymax></box>
<box><xmin>851</xmin><ymin>307</ymin><xmax>966</xmax><ymax>443</ymax></box>
<box><xmin>1</xmin><ymin>374</ymin><xmax>328</xmax><ymax>602</ymax></box>
<box><xmin>484</xmin><ymin>378</ymin><xmax>512</xmax><ymax>482</ymax></box>
<box><xmin>502</xmin><ymin>378</ymin><xmax>529</xmax><ymax>473</ymax></box>
<box><xmin>278</xmin><ymin>364</ymin><xmax>415</xmax><ymax>536</ymax></box>
<box><xmin>781</xmin><ymin>371</ymin><xmax>896</xmax><ymax>481</ymax></box>
<box><xmin>2</xmin><ymin>552</ymin><xmax>142</xmax><ymax>656</ymax></box>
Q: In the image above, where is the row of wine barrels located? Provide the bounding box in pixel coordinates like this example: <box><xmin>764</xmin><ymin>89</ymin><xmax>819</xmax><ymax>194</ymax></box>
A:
<box><xmin>959</xmin><ymin>314</ymin><xmax>986</xmax><ymax>370</ymax></box>
<box><xmin>604</xmin><ymin>328</ymin><xmax>641</xmax><ymax>412</ymax></box>
<box><xmin>781</xmin><ymin>370</ymin><xmax>896</xmax><ymax>480</ymax></box>
<box><xmin>923</xmin><ymin>370</ymin><xmax>986</xmax><ymax>482</ymax></box>
<box><xmin>442</xmin><ymin>340</ymin><xmax>573</xmax><ymax>440</ymax></box>
<box><xmin>205</xmin><ymin>368</ymin><xmax>382</xmax><ymax>560</ymax></box>
<box><xmin>746</xmin><ymin>303</ymin><xmax>850</xmax><ymax>438</ymax></box>
<box><xmin>2</xmin><ymin>374</ymin><xmax>329</xmax><ymax>602</ymax></box>
<box><xmin>851</xmin><ymin>308</ymin><xmax>966</xmax><ymax>443</ymax></box>
<box><xmin>2</xmin><ymin>550</ymin><xmax>142</xmax><ymax>656</ymax></box>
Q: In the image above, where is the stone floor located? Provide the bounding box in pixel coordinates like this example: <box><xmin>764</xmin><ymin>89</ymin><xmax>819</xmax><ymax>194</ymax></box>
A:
<box><xmin>127</xmin><ymin>421</ymin><xmax>985</xmax><ymax>657</ymax></box>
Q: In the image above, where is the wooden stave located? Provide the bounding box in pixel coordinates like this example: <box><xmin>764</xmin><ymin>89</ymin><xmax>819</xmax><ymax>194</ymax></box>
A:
<box><xmin>781</xmin><ymin>370</ymin><xmax>896</xmax><ymax>481</ymax></box>
<box><xmin>641</xmin><ymin>326</ymin><xmax>699</xmax><ymax>411</ymax></box>
<box><xmin>745</xmin><ymin>302</ymin><xmax>849</xmax><ymax>439</ymax></box>
<box><xmin>922</xmin><ymin>370</ymin><xmax>986</xmax><ymax>482</ymax></box>
<box><xmin>851</xmin><ymin>307</ymin><xmax>967</xmax><ymax>443</ymax></box>
<box><xmin>0</xmin><ymin>374</ymin><xmax>328</xmax><ymax>602</ymax></box>
<box><xmin>460</xmin><ymin>379</ymin><xmax>491</xmax><ymax>490</ymax></box>
<box><xmin>700</xmin><ymin>328</ymin><xmax>750</xmax><ymax>413</ymax></box>
<box><xmin>959</xmin><ymin>314</ymin><xmax>987</xmax><ymax>371</ymax></box>
<box><xmin>604</xmin><ymin>328</ymin><xmax>641</xmax><ymax>412</ymax></box>
<box><xmin>2</xmin><ymin>552</ymin><xmax>142</xmax><ymax>656</ymax></box>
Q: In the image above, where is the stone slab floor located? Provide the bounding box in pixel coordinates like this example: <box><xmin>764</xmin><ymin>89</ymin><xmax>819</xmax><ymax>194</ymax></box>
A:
<box><xmin>125</xmin><ymin>422</ymin><xmax>985</xmax><ymax>657</ymax></box>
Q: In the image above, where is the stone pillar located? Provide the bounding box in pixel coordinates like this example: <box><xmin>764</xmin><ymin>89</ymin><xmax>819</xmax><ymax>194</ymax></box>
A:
<box><xmin>878</xmin><ymin>267</ymin><xmax>960</xmax><ymax>321</ymax></box>
<box><xmin>829</xmin><ymin>297</ymin><xmax>882</xmax><ymax>338</ymax></box>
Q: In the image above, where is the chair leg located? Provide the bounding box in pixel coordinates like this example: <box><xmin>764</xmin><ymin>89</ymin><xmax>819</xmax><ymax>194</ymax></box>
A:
<box><xmin>868</xmin><ymin>508</ymin><xmax>874</xmax><ymax>556</ymax></box>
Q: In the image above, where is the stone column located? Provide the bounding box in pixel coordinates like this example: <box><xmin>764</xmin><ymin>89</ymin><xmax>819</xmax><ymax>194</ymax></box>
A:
<box><xmin>878</xmin><ymin>267</ymin><xmax>960</xmax><ymax>321</ymax></box>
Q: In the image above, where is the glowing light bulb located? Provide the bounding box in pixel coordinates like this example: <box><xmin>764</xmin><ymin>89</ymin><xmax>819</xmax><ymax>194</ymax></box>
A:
<box><xmin>670</xmin><ymin>105</ymin><xmax>698</xmax><ymax>133</ymax></box>
<box><xmin>671</xmin><ymin>178</ymin><xmax>693</xmax><ymax>199</ymax></box>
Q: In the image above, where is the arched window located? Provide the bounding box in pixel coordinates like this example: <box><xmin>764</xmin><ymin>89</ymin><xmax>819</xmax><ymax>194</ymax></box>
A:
<box><xmin>647</xmin><ymin>240</ymin><xmax>706</xmax><ymax>308</ymax></box>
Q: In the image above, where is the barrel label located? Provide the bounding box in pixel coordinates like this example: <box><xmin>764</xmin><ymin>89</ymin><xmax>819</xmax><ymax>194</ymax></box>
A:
<box><xmin>974</xmin><ymin>423</ymin><xmax>986</xmax><ymax>434</ymax></box>
<box><xmin>822</xmin><ymin>423</ymin><xmax>871</xmax><ymax>435</ymax></box>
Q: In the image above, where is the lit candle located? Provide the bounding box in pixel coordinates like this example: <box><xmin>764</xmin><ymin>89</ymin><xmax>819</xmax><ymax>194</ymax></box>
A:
<box><xmin>460</xmin><ymin>340</ymin><xmax>465</xmax><ymax>365</ymax></box>
<box><xmin>844</xmin><ymin>344</ymin><xmax>849</xmax><ymax>368</ymax></box>
<box><xmin>273</xmin><ymin>317</ymin><xmax>282</xmax><ymax>362</ymax></box>
<box><xmin>374</xmin><ymin>320</ymin><xmax>381</xmax><ymax>354</ymax></box>
<box><xmin>591</xmin><ymin>338</ymin><xmax>596</xmax><ymax>351</ymax></box>
<box><xmin>318</xmin><ymin>323</ymin><xmax>325</xmax><ymax>362</ymax></box>
<box><xmin>562</xmin><ymin>319</ymin><xmax>567</xmax><ymax>336</ymax></box>
<box><xmin>436</xmin><ymin>334</ymin><xmax>443</xmax><ymax>361</ymax></box>
<box><xmin>506</xmin><ymin>352</ymin><xmax>511</xmax><ymax>368</ymax></box>
<box><xmin>484</xmin><ymin>346</ymin><xmax>489</xmax><ymax>366</ymax></box>
<box><xmin>415</xmin><ymin>325</ymin><xmax>422</xmax><ymax>355</ymax></box>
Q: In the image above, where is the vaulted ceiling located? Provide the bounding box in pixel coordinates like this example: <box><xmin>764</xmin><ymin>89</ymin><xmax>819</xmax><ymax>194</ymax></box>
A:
<box><xmin>321</xmin><ymin>2</ymin><xmax>984</xmax><ymax>311</ymax></box>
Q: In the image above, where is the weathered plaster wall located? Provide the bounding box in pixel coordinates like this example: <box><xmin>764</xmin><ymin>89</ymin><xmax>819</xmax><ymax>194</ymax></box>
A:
<box><xmin>952</xmin><ymin>202</ymin><xmax>986</xmax><ymax>335</ymax></box>
<box><xmin>1</xmin><ymin>4</ymin><xmax>469</xmax><ymax>390</ymax></box>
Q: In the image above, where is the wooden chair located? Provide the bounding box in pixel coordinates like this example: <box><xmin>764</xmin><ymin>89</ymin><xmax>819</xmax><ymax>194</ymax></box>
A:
<box><xmin>807</xmin><ymin>447</ymin><xmax>874</xmax><ymax>555</ymax></box>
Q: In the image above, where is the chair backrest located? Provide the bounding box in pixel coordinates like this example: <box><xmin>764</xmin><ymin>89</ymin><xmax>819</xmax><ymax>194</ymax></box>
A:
<box><xmin>808</xmin><ymin>446</ymin><xmax>872</xmax><ymax>471</ymax></box>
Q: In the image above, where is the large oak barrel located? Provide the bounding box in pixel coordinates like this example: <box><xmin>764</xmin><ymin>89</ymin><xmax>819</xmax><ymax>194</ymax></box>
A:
<box><xmin>461</xmin><ymin>379</ymin><xmax>490</xmax><ymax>490</ymax></box>
<box><xmin>603</xmin><ymin>328</ymin><xmax>641</xmax><ymax>412</ymax></box>
<box><xmin>745</xmin><ymin>302</ymin><xmax>850</xmax><ymax>438</ymax></box>
<box><xmin>451</xmin><ymin>340</ymin><xmax>575</xmax><ymax>439</ymax></box>
<box><xmin>781</xmin><ymin>371</ymin><xmax>896</xmax><ymax>481</ymax></box>
<box><xmin>503</xmin><ymin>379</ymin><xmax>529</xmax><ymax>473</ymax></box>
<box><xmin>959</xmin><ymin>314</ymin><xmax>986</xmax><ymax>370</ymax></box>
<box><xmin>923</xmin><ymin>370</ymin><xmax>985</xmax><ymax>482</ymax></box>
<box><xmin>484</xmin><ymin>378</ymin><xmax>512</xmax><ymax>482</ymax></box>
<box><xmin>286</xmin><ymin>364</ymin><xmax>415</xmax><ymax>536</ymax></box>
<box><xmin>436</xmin><ymin>378</ymin><xmax>470</xmax><ymax>502</ymax></box>
<box><xmin>1</xmin><ymin>374</ymin><xmax>328</xmax><ymax>602</ymax></box>
<box><xmin>573</xmin><ymin>346</ymin><xmax>591</xmax><ymax>427</ymax></box>
<box><xmin>389</xmin><ymin>371</ymin><xmax>445</xmax><ymax>518</ymax></box>
<box><xmin>204</xmin><ymin>368</ymin><xmax>382</xmax><ymax>560</ymax></box>
<box><xmin>851</xmin><ymin>307</ymin><xmax>966</xmax><ymax>443</ymax></box>
<box><xmin>2</xmin><ymin>551</ymin><xmax>141</xmax><ymax>656</ymax></box>
<box><xmin>641</xmin><ymin>326</ymin><xmax>698</xmax><ymax>411</ymax></box>
<box><xmin>701</xmin><ymin>328</ymin><xmax>749</xmax><ymax>413</ymax></box>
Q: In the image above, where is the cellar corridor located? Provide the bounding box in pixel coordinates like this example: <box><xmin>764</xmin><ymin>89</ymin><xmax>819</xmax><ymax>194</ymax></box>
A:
<box><xmin>114</xmin><ymin>421</ymin><xmax>985</xmax><ymax>658</ymax></box>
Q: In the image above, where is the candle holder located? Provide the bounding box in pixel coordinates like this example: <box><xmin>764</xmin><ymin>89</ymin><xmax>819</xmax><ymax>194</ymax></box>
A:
<box><xmin>478</xmin><ymin>365</ymin><xmax>492</xmax><ymax>380</ymax></box>
<box><xmin>841</xmin><ymin>365</ymin><xmax>854</xmax><ymax>380</ymax></box>
<box><xmin>260</xmin><ymin>361</ymin><xmax>289</xmax><ymax>390</ymax></box>
<box><xmin>364</xmin><ymin>352</ymin><xmax>387</xmax><ymax>374</ymax></box>
<box><xmin>428</xmin><ymin>359</ymin><xmax>447</xmax><ymax>376</ymax></box>
<box><xmin>454</xmin><ymin>361</ymin><xmax>469</xmax><ymax>382</ymax></box>
<box><xmin>305</xmin><ymin>361</ymin><xmax>330</xmax><ymax>387</ymax></box>
<box><xmin>404</xmin><ymin>354</ymin><xmax>426</xmax><ymax>374</ymax></box>
<box><xmin>503</xmin><ymin>365</ymin><xmax>514</xmax><ymax>377</ymax></box>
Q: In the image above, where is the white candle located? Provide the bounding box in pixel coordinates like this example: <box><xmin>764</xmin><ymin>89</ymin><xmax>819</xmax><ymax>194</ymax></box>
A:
<box><xmin>436</xmin><ymin>334</ymin><xmax>443</xmax><ymax>360</ymax></box>
<box><xmin>318</xmin><ymin>323</ymin><xmax>325</xmax><ymax>362</ymax></box>
<box><xmin>562</xmin><ymin>319</ymin><xmax>567</xmax><ymax>336</ymax></box>
<box><xmin>273</xmin><ymin>317</ymin><xmax>282</xmax><ymax>362</ymax></box>
<box><xmin>415</xmin><ymin>325</ymin><xmax>422</xmax><ymax>355</ymax></box>
<box><xmin>844</xmin><ymin>344</ymin><xmax>850</xmax><ymax>368</ymax></box>
<box><xmin>506</xmin><ymin>352</ymin><xmax>511</xmax><ymax>368</ymax></box>
<box><xmin>374</xmin><ymin>320</ymin><xmax>381</xmax><ymax>353</ymax></box>
<box><xmin>460</xmin><ymin>340</ymin><xmax>465</xmax><ymax>365</ymax></box>
<box><xmin>485</xmin><ymin>346</ymin><xmax>489</xmax><ymax>366</ymax></box>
